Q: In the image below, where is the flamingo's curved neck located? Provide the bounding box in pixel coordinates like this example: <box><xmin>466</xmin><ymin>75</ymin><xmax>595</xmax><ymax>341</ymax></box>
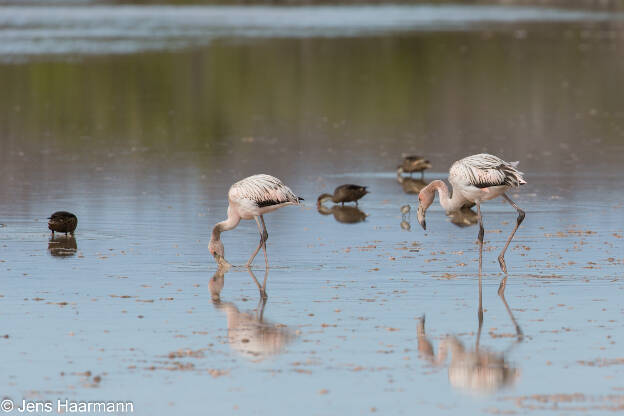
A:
<box><xmin>431</xmin><ymin>180</ymin><xmax>466</xmax><ymax>213</ymax></box>
<box><xmin>211</xmin><ymin>209</ymin><xmax>241</xmax><ymax>242</ymax></box>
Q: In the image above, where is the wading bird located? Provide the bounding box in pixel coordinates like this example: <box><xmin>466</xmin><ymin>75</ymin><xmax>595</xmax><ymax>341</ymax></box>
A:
<box><xmin>209</xmin><ymin>174</ymin><xmax>303</xmax><ymax>268</ymax></box>
<box><xmin>317</xmin><ymin>184</ymin><xmax>368</xmax><ymax>206</ymax></box>
<box><xmin>397</xmin><ymin>155</ymin><xmax>432</xmax><ymax>179</ymax></box>
<box><xmin>48</xmin><ymin>211</ymin><xmax>78</xmax><ymax>236</ymax></box>
<box><xmin>417</xmin><ymin>154</ymin><xmax>526</xmax><ymax>283</ymax></box>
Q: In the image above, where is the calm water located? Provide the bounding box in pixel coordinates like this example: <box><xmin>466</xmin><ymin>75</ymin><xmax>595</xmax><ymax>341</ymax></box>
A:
<box><xmin>1</xmin><ymin>4</ymin><xmax>624</xmax><ymax>415</ymax></box>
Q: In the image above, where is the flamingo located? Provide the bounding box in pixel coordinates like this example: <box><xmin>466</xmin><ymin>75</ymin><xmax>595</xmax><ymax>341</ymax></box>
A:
<box><xmin>208</xmin><ymin>174</ymin><xmax>303</xmax><ymax>268</ymax></box>
<box><xmin>416</xmin><ymin>154</ymin><xmax>526</xmax><ymax>286</ymax></box>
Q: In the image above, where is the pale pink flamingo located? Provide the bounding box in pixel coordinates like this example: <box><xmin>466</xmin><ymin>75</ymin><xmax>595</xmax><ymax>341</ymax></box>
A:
<box><xmin>416</xmin><ymin>154</ymin><xmax>526</xmax><ymax>291</ymax></box>
<box><xmin>209</xmin><ymin>174</ymin><xmax>303</xmax><ymax>268</ymax></box>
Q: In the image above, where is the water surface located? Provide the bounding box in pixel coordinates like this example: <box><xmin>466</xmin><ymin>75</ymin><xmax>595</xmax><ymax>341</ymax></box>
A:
<box><xmin>1</xmin><ymin>4</ymin><xmax>623</xmax><ymax>415</ymax></box>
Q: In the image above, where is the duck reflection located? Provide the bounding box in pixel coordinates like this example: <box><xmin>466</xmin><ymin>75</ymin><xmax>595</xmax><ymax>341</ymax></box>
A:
<box><xmin>417</xmin><ymin>277</ymin><xmax>522</xmax><ymax>394</ymax></box>
<box><xmin>209</xmin><ymin>266</ymin><xmax>296</xmax><ymax>362</ymax></box>
<box><xmin>48</xmin><ymin>235</ymin><xmax>77</xmax><ymax>257</ymax></box>
<box><xmin>447</xmin><ymin>207</ymin><xmax>479</xmax><ymax>228</ymax></box>
<box><xmin>396</xmin><ymin>174</ymin><xmax>427</xmax><ymax>194</ymax></box>
<box><xmin>317</xmin><ymin>204</ymin><xmax>367</xmax><ymax>224</ymax></box>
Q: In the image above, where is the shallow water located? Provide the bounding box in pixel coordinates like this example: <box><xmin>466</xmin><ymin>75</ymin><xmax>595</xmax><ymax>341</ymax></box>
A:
<box><xmin>1</xmin><ymin>3</ymin><xmax>624</xmax><ymax>415</ymax></box>
<box><xmin>1</xmin><ymin>4</ymin><xmax>624</xmax><ymax>59</ymax></box>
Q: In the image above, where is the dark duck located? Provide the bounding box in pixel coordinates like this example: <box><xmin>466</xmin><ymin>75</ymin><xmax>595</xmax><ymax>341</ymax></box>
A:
<box><xmin>397</xmin><ymin>155</ymin><xmax>432</xmax><ymax>179</ymax></box>
<box><xmin>48</xmin><ymin>211</ymin><xmax>78</xmax><ymax>236</ymax></box>
<box><xmin>317</xmin><ymin>184</ymin><xmax>369</xmax><ymax>206</ymax></box>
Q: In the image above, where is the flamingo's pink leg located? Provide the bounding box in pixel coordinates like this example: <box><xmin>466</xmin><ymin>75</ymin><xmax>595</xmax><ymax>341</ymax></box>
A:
<box><xmin>259</xmin><ymin>215</ymin><xmax>269</xmax><ymax>269</ymax></box>
<box><xmin>476</xmin><ymin>201</ymin><xmax>485</xmax><ymax>275</ymax></box>
<box><xmin>247</xmin><ymin>216</ymin><xmax>266</xmax><ymax>268</ymax></box>
<box><xmin>497</xmin><ymin>193</ymin><xmax>525</xmax><ymax>276</ymax></box>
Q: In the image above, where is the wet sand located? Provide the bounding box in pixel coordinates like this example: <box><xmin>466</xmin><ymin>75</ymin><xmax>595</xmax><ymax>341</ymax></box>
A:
<box><xmin>1</xmin><ymin>4</ymin><xmax>624</xmax><ymax>415</ymax></box>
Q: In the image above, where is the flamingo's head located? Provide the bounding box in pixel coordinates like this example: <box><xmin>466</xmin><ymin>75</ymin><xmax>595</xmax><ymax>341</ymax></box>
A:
<box><xmin>417</xmin><ymin>184</ymin><xmax>435</xmax><ymax>230</ymax></box>
<box><xmin>209</xmin><ymin>239</ymin><xmax>226</xmax><ymax>264</ymax></box>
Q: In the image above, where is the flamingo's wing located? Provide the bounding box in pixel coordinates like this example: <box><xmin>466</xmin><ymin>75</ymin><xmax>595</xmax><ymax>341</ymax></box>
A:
<box><xmin>230</xmin><ymin>174</ymin><xmax>301</xmax><ymax>207</ymax></box>
<box><xmin>450</xmin><ymin>154</ymin><xmax>526</xmax><ymax>188</ymax></box>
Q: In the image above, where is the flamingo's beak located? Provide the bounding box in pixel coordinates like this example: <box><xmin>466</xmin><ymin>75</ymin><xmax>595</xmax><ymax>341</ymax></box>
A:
<box><xmin>213</xmin><ymin>254</ymin><xmax>232</xmax><ymax>270</ymax></box>
<box><xmin>417</xmin><ymin>205</ymin><xmax>427</xmax><ymax>230</ymax></box>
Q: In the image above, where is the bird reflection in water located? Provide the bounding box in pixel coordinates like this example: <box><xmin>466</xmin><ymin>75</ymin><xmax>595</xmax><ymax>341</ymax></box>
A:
<box><xmin>397</xmin><ymin>174</ymin><xmax>426</xmax><ymax>230</ymax></box>
<box><xmin>400</xmin><ymin>206</ymin><xmax>478</xmax><ymax>231</ymax></box>
<box><xmin>447</xmin><ymin>207</ymin><xmax>479</xmax><ymax>228</ymax></box>
<box><xmin>417</xmin><ymin>277</ymin><xmax>523</xmax><ymax>394</ymax></box>
<box><xmin>396</xmin><ymin>173</ymin><xmax>428</xmax><ymax>195</ymax></box>
<box><xmin>400</xmin><ymin>205</ymin><xmax>411</xmax><ymax>231</ymax></box>
<box><xmin>48</xmin><ymin>235</ymin><xmax>77</xmax><ymax>257</ymax></box>
<box><xmin>317</xmin><ymin>204</ymin><xmax>367</xmax><ymax>224</ymax></box>
<box><xmin>209</xmin><ymin>266</ymin><xmax>296</xmax><ymax>362</ymax></box>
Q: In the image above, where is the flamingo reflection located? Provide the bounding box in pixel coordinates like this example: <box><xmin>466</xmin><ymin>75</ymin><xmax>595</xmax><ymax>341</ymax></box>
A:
<box><xmin>417</xmin><ymin>278</ymin><xmax>523</xmax><ymax>394</ymax></box>
<box><xmin>209</xmin><ymin>267</ymin><xmax>296</xmax><ymax>362</ymax></box>
<box><xmin>400</xmin><ymin>207</ymin><xmax>478</xmax><ymax>231</ymax></box>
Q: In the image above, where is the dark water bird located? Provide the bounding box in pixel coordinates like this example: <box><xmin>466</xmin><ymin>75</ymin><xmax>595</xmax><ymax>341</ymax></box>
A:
<box><xmin>417</xmin><ymin>154</ymin><xmax>526</xmax><ymax>290</ymax></box>
<box><xmin>317</xmin><ymin>184</ymin><xmax>368</xmax><ymax>207</ymax></box>
<box><xmin>48</xmin><ymin>235</ymin><xmax>77</xmax><ymax>257</ymax></box>
<box><xmin>209</xmin><ymin>174</ymin><xmax>303</xmax><ymax>268</ymax></box>
<box><xmin>397</xmin><ymin>155</ymin><xmax>432</xmax><ymax>179</ymax></box>
<box><xmin>317</xmin><ymin>204</ymin><xmax>367</xmax><ymax>224</ymax></box>
<box><xmin>400</xmin><ymin>204</ymin><xmax>410</xmax><ymax>216</ymax></box>
<box><xmin>48</xmin><ymin>211</ymin><xmax>78</xmax><ymax>236</ymax></box>
<box><xmin>396</xmin><ymin>174</ymin><xmax>427</xmax><ymax>194</ymax></box>
<box><xmin>209</xmin><ymin>266</ymin><xmax>296</xmax><ymax>362</ymax></box>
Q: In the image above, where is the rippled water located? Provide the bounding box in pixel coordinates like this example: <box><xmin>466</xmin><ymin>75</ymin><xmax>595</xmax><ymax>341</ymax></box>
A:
<box><xmin>1</xmin><ymin>4</ymin><xmax>624</xmax><ymax>416</ymax></box>
<box><xmin>1</xmin><ymin>4</ymin><xmax>624</xmax><ymax>58</ymax></box>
